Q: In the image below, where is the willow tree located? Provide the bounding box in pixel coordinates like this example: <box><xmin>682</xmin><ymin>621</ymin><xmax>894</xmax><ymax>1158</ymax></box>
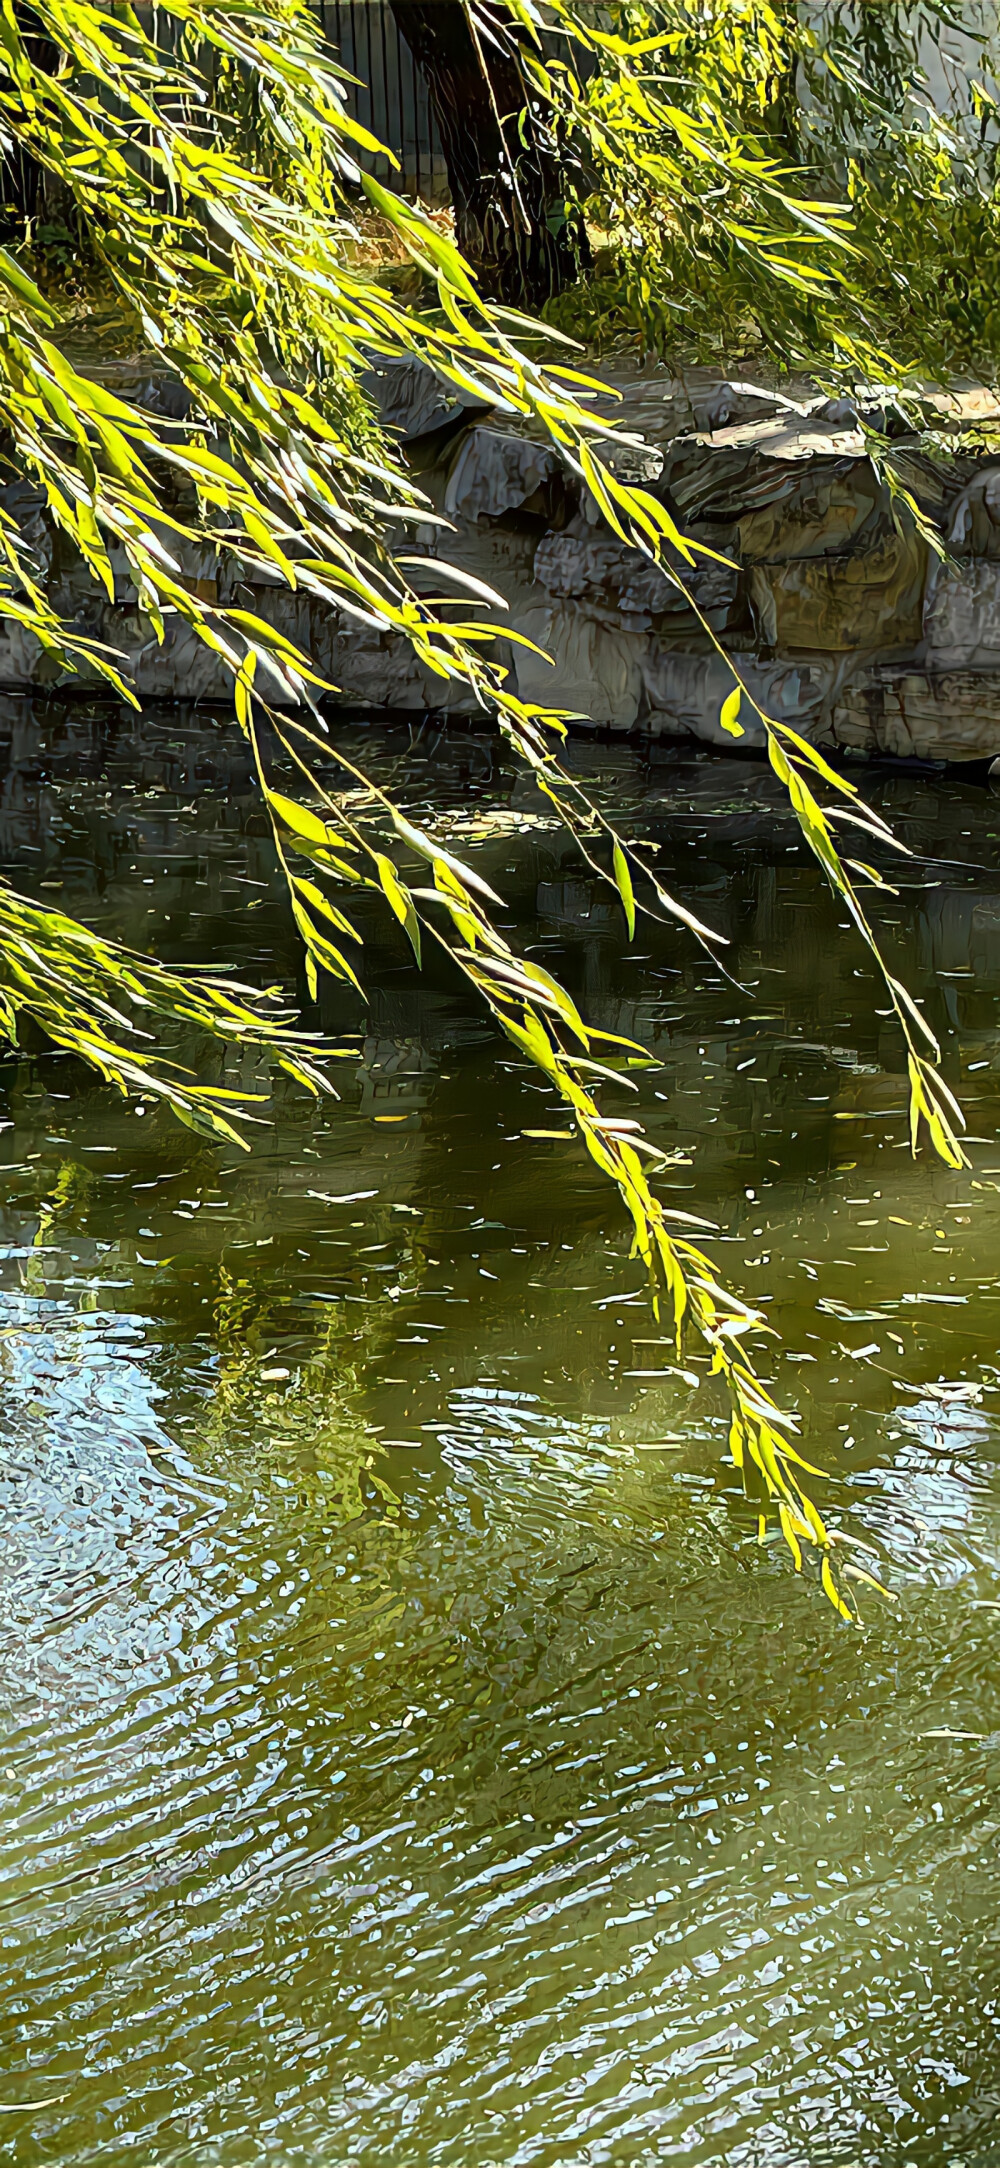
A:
<box><xmin>537</xmin><ymin>0</ymin><xmax>998</xmax><ymax>373</ymax></box>
<box><xmin>0</xmin><ymin>0</ymin><xmax>980</xmax><ymax>1611</ymax></box>
<box><xmin>387</xmin><ymin>0</ymin><xmax>589</xmax><ymax>302</ymax></box>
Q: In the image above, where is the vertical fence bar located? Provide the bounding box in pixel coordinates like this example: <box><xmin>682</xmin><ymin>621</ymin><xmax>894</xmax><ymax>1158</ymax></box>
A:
<box><xmin>312</xmin><ymin>0</ymin><xmax>444</xmax><ymax>201</ymax></box>
<box><xmin>393</xmin><ymin>0</ymin><xmax>407</xmax><ymax>191</ymax></box>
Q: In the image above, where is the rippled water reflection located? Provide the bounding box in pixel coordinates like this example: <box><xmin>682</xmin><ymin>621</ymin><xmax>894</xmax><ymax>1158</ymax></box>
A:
<box><xmin>4</xmin><ymin>709</ymin><xmax>1000</xmax><ymax>2164</ymax></box>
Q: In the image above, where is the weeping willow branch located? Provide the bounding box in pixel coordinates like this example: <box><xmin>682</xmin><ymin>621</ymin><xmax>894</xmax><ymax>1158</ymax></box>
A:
<box><xmin>237</xmin><ymin>687</ymin><xmax>883</xmax><ymax>1619</ymax></box>
<box><xmin>523</xmin><ymin>0</ymin><xmax>997</xmax><ymax>379</ymax></box>
<box><xmin>610</xmin><ymin>561</ymin><xmax>970</xmax><ymax>1172</ymax></box>
<box><xmin>0</xmin><ymin>0</ymin><xmax>961</xmax><ymax>1614</ymax></box>
<box><xmin>0</xmin><ymin>882</ymin><xmax>336</xmax><ymax>1143</ymax></box>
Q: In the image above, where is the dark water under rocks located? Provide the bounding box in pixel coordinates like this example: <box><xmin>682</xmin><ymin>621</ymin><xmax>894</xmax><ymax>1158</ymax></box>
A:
<box><xmin>4</xmin><ymin>706</ymin><xmax>1000</xmax><ymax>2165</ymax></box>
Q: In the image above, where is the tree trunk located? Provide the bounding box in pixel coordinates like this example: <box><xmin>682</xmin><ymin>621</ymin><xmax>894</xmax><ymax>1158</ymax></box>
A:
<box><xmin>388</xmin><ymin>0</ymin><xmax>587</xmax><ymax>307</ymax></box>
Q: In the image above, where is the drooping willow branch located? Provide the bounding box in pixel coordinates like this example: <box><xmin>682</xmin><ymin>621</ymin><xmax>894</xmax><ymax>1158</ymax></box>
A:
<box><xmin>0</xmin><ymin>0</ymin><xmax>963</xmax><ymax>1613</ymax></box>
<box><xmin>234</xmin><ymin>686</ymin><xmax>877</xmax><ymax>1619</ymax></box>
<box><xmin>0</xmin><ymin>881</ymin><xmax>337</xmax><ymax>1141</ymax></box>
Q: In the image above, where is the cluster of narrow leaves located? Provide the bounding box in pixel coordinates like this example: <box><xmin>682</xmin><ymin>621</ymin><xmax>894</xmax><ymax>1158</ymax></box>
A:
<box><xmin>658</xmin><ymin>576</ymin><xmax>970</xmax><ymax>1176</ymax></box>
<box><xmin>763</xmin><ymin>722</ymin><xmax>967</xmax><ymax>1172</ymax></box>
<box><xmin>796</xmin><ymin>0</ymin><xmax>1000</xmax><ymax>381</ymax></box>
<box><xmin>0</xmin><ymin>0</ymin><xmax>962</xmax><ymax>1610</ymax></box>
<box><xmin>0</xmin><ymin>0</ymin><xmax>702</xmax><ymax>710</ymax></box>
<box><xmin>521</xmin><ymin>0</ymin><xmax>870</xmax><ymax>368</ymax></box>
<box><xmin>0</xmin><ymin>876</ymin><xmax>335</xmax><ymax>1140</ymax></box>
<box><xmin>239</xmin><ymin>678</ymin><xmax>898</xmax><ymax>1619</ymax></box>
<box><xmin>529</xmin><ymin>0</ymin><xmax>1000</xmax><ymax>379</ymax></box>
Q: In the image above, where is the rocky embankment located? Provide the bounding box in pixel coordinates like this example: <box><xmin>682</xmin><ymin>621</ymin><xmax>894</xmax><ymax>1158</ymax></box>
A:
<box><xmin>12</xmin><ymin>354</ymin><xmax>1000</xmax><ymax>760</ymax></box>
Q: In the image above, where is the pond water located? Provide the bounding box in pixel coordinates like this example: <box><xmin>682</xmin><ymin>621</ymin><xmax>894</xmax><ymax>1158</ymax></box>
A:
<box><xmin>4</xmin><ymin>707</ymin><xmax>1000</xmax><ymax>2166</ymax></box>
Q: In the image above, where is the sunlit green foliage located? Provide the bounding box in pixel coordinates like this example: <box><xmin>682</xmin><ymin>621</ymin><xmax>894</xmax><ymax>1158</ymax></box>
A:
<box><xmin>0</xmin><ymin>0</ymin><xmax>977</xmax><ymax>1609</ymax></box>
<box><xmin>0</xmin><ymin>878</ymin><xmax>335</xmax><ymax>1139</ymax></box>
<box><xmin>537</xmin><ymin>0</ymin><xmax>1000</xmax><ymax>377</ymax></box>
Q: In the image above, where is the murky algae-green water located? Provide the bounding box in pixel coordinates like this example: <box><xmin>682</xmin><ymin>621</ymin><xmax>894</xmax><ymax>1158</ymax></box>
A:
<box><xmin>5</xmin><ymin>710</ymin><xmax>1000</xmax><ymax>2166</ymax></box>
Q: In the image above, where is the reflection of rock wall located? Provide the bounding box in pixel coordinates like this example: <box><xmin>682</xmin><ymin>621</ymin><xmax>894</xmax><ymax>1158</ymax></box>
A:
<box><xmin>13</xmin><ymin>356</ymin><xmax>1000</xmax><ymax>760</ymax></box>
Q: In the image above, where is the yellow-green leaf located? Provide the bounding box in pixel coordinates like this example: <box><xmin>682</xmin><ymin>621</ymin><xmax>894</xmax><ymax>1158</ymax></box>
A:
<box><xmin>720</xmin><ymin>689</ymin><xmax>743</xmax><ymax>737</ymax></box>
<box><xmin>375</xmin><ymin>853</ymin><xmax>422</xmax><ymax>968</ymax></box>
<box><xmin>613</xmin><ymin>841</ymin><xmax>636</xmax><ymax>940</ymax></box>
<box><xmin>266</xmin><ymin>790</ymin><xmax>331</xmax><ymax>849</ymax></box>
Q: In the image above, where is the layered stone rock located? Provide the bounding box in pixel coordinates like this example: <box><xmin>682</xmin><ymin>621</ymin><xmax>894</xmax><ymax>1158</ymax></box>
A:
<box><xmin>9</xmin><ymin>353</ymin><xmax>1000</xmax><ymax>759</ymax></box>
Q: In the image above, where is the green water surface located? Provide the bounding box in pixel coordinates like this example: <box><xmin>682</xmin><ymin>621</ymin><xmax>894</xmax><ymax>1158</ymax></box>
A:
<box><xmin>2</xmin><ymin>711</ymin><xmax>1000</xmax><ymax>2167</ymax></box>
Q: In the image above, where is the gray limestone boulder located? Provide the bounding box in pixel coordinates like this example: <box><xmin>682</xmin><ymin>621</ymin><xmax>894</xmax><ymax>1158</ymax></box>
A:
<box><xmin>750</xmin><ymin>527</ymin><xmax>927</xmax><ymax>655</ymax></box>
<box><xmin>534</xmin><ymin>519</ymin><xmax>739</xmax><ymax>634</ymax></box>
<box><xmin>7</xmin><ymin>353</ymin><xmax>1000</xmax><ymax>760</ymax></box>
<box><xmin>832</xmin><ymin>667</ymin><xmax>1000</xmax><ymax>762</ymax></box>
<box><xmin>641</xmin><ymin>649</ymin><xmax>836</xmax><ymax>747</ymax></box>
<box><xmin>443</xmin><ymin>428</ymin><xmax>567</xmax><ymax>524</ymax></box>
<box><xmin>511</xmin><ymin>603</ymin><xmax>646</xmax><ymax>729</ymax></box>
<box><xmin>363</xmin><ymin>357</ymin><xmax>491</xmax><ymax>444</ymax></box>
<box><xmin>924</xmin><ymin>560</ymin><xmax>1000</xmax><ymax>671</ymax></box>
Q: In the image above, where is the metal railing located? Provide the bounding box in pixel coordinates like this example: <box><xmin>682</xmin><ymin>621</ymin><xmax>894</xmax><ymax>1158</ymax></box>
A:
<box><xmin>318</xmin><ymin>0</ymin><xmax>450</xmax><ymax>200</ymax></box>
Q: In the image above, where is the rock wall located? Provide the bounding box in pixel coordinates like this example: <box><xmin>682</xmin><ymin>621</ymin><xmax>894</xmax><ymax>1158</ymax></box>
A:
<box><xmin>11</xmin><ymin>355</ymin><xmax>1000</xmax><ymax>761</ymax></box>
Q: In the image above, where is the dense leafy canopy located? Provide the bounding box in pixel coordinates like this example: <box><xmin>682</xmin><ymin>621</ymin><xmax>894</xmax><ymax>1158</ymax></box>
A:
<box><xmin>539</xmin><ymin>0</ymin><xmax>1000</xmax><ymax>376</ymax></box>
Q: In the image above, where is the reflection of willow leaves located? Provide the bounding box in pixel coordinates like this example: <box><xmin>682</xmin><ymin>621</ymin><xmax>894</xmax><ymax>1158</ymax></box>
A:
<box><xmin>24</xmin><ymin>1159</ymin><xmax>94</xmax><ymax>1298</ymax></box>
<box><xmin>0</xmin><ymin>0</ymin><xmax>962</xmax><ymax>1612</ymax></box>
<box><xmin>248</xmin><ymin>706</ymin><xmax>875</xmax><ymax>1621</ymax></box>
<box><xmin>209</xmin><ymin>1277</ymin><xmax>400</xmax><ymax>1523</ymax></box>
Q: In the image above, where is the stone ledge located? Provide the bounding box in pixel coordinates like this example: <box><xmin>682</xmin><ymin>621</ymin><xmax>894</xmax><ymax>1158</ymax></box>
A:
<box><xmin>9</xmin><ymin>356</ymin><xmax>1000</xmax><ymax>761</ymax></box>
